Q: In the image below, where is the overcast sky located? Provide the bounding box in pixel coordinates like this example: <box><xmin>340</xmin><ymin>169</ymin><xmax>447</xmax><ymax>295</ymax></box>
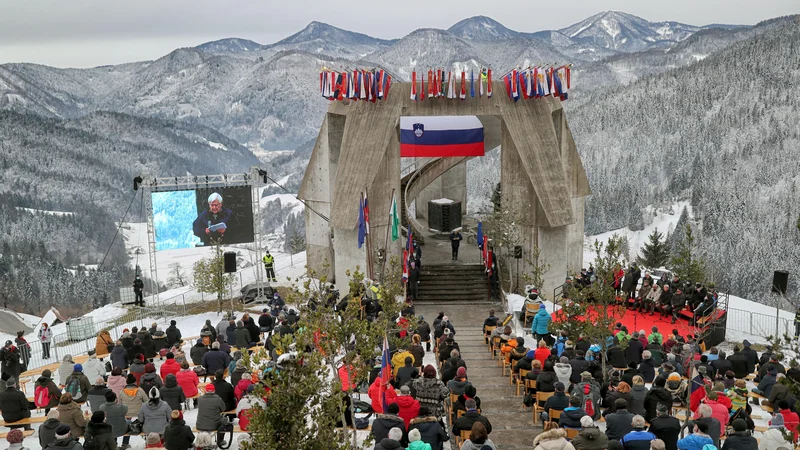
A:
<box><xmin>1</xmin><ymin>0</ymin><xmax>797</xmax><ymax>68</ymax></box>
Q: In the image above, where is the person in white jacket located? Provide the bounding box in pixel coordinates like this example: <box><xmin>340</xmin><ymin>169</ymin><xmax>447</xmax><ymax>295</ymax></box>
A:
<box><xmin>82</xmin><ymin>351</ymin><xmax>106</xmax><ymax>384</ymax></box>
<box><xmin>38</xmin><ymin>324</ymin><xmax>53</xmax><ymax>360</ymax></box>
<box><xmin>759</xmin><ymin>413</ymin><xmax>793</xmax><ymax>450</ymax></box>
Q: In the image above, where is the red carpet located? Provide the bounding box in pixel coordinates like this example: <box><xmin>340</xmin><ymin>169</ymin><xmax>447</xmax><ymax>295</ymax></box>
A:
<box><xmin>550</xmin><ymin>303</ymin><xmax>701</xmax><ymax>339</ymax></box>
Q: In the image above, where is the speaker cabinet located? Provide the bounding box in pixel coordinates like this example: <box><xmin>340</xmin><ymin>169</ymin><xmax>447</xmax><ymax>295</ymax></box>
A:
<box><xmin>224</xmin><ymin>252</ymin><xmax>237</xmax><ymax>273</ymax></box>
<box><xmin>772</xmin><ymin>270</ymin><xmax>789</xmax><ymax>295</ymax></box>
<box><xmin>427</xmin><ymin>200</ymin><xmax>462</xmax><ymax>232</ymax></box>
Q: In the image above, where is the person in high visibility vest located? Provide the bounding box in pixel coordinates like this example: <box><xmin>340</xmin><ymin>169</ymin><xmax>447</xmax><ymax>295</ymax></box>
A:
<box><xmin>262</xmin><ymin>250</ymin><xmax>276</xmax><ymax>282</ymax></box>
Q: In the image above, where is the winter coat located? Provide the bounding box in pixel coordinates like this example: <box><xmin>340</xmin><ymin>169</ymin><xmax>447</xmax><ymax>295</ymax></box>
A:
<box><xmin>65</xmin><ymin>372</ymin><xmax>92</xmax><ymax>403</ymax></box>
<box><xmin>140</xmin><ymin>372</ymin><xmax>163</xmax><ymax>398</ymax></box>
<box><xmin>625</xmin><ymin>339</ymin><xmax>644</xmax><ymax>364</ymax></box>
<box><xmin>644</xmin><ymin>386</ymin><xmax>673</xmax><ymax>422</ymax></box>
<box><xmin>536</xmin><ymin>371</ymin><xmax>558</xmax><ymax>393</ymax></box>
<box><xmin>211</xmin><ymin>379</ymin><xmax>236</xmax><ymax>411</ymax></box>
<box><xmin>230</xmin><ymin>367</ymin><xmax>247</xmax><ymax>388</ymax></box>
<box><xmin>165</xmin><ymin>325</ymin><xmax>182</xmax><ymax>347</ymax></box>
<box><xmin>127</xmin><ymin>345</ymin><xmax>146</xmax><ymax>364</ymax></box>
<box><xmin>676</xmin><ymin>433</ymin><xmax>713</xmax><ymax>450</ymax></box>
<box><xmin>153</xmin><ymin>331</ymin><xmax>169</xmax><ymax>351</ymax></box>
<box><xmin>568</xmin><ymin>357</ymin><xmax>591</xmax><ymax>384</ymax></box>
<box><xmin>234</xmin><ymin>379</ymin><xmax>252</xmax><ymax>401</ymax></box>
<box><xmin>58</xmin><ymin>401</ymin><xmax>87</xmax><ymax>437</ymax></box>
<box><xmin>85</xmin><ymin>421</ymin><xmax>116</xmax><ymax>450</ymax></box>
<box><xmin>604</xmin><ymin>390</ymin><xmax>633</xmax><ymax>413</ymax></box>
<box><xmin>164</xmin><ymin>419</ymin><xmax>195</xmax><ymax>450</ymax></box>
<box><xmin>532</xmin><ymin>309</ymin><xmax>551</xmax><ymax>335</ymax></box>
<box><xmin>629</xmin><ymin>384</ymin><xmax>648</xmax><ymax>416</ymax></box>
<box><xmin>371</xmin><ymin>414</ymin><xmax>407</xmax><ymax>446</ymax></box>
<box><xmin>408</xmin><ymin>417</ymin><xmax>448</xmax><ymax>450</ymax></box>
<box><xmin>40</xmin><ymin>418</ymin><xmax>61</xmax><ymax>448</ymax></box>
<box><xmin>100</xmin><ymin>401</ymin><xmax>129</xmax><ymax>438</ymax></box>
<box><xmin>119</xmin><ymin>385</ymin><xmax>148</xmax><ymax>417</ymax></box>
<box><xmin>107</xmin><ymin>375</ymin><xmax>126</xmax><ymax>396</ymax></box>
<box><xmin>410</xmin><ymin>377</ymin><xmax>449</xmax><ymax>419</ymax></box>
<box><xmin>110</xmin><ymin>346</ymin><xmax>128</xmax><ymax>371</ymax></box>
<box><xmin>559</xmin><ymin>407</ymin><xmax>588</xmax><ymax>428</ymax></box>
<box><xmin>225</xmin><ymin>325</ymin><xmax>236</xmax><ymax>346</ymax></box>
<box><xmin>58</xmin><ymin>358</ymin><xmax>75</xmax><ymax>385</ymax></box>
<box><xmin>160</xmin><ymin>359</ymin><xmax>181</xmax><ymax>381</ymax></box>
<box><xmin>758</xmin><ymin>428</ymin><xmax>792</xmax><ymax>450</ymax></box>
<box><xmin>368</xmin><ymin>377</ymin><xmax>398</xmax><ymax>414</ymax></box>
<box><xmin>190</xmin><ymin>343</ymin><xmax>208</xmax><ymax>366</ymax></box>
<box><xmin>620</xmin><ymin>430</ymin><xmax>657</xmax><ymax>450</ymax></box>
<box><xmin>395</xmin><ymin>394</ymin><xmax>420</xmax><ymax>428</ymax></box>
<box><xmin>129</xmin><ymin>361</ymin><xmax>146</xmax><ymax>385</ymax></box>
<box><xmin>452</xmin><ymin>410</ymin><xmax>492</xmax><ymax>435</ymax></box>
<box><xmin>236</xmin><ymin>395</ymin><xmax>266</xmax><ymax>431</ymax></box>
<box><xmin>245</xmin><ymin>318</ymin><xmax>261</xmax><ymax>344</ymax></box>
<box><xmin>720</xmin><ymin>431</ymin><xmax>757</xmax><ymax>450</ymax></box>
<box><xmin>0</xmin><ymin>387</ymin><xmax>31</xmax><ymax>423</ymax></box>
<box><xmin>216</xmin><ymin>319</ymin><xmax>229</xmax><ymax>341</ymax></box>
<box><xmin>39</xmin><ymin>326</ymin><xmax>53</xmax><ymax>344</ymax></box>
<box><xmin>571</xmin><ymin>426</ymin><xmax>608</xmax><ymax>450</ymax></box>
<box><xmin>95</xmin><ymin>331</ymin><xmax>115</xmax><ymax>358</ymax></box>
<box><xmin>554</xmin><ymin>363</ymin><xmax>572</xmax><ymax>386</ymax></box>
<box><xmin>460</xmin><ymin>439</ymin><xmax>496</xmax><ymax>450</ymax></box>
<box><xmin>374</xmin><ymin>438</ymin><xmax>404</xmax><ymax>450</ymax></box>
<box><xmin>43</xmin><ymin>437</ymin><xmax>83</xmax><ymax>450</ymax></box>
<box><xmin>141</xmin><ymin>335</ymin><xmax>157</xmax><ymax>359</ymax></box>
<box><xmin>0</xmin><ymin>346</ymin><xmax>22</xmax><ymax>380</ymax></box>
<box><xmin>176</xmin><ymin>369</ymin><xmax>200</xmax><ymax>398</ymax></box>
<box><xmin>159</xmin><ymin>375</ymin><xmax>186</xmax><ymax>411</ymax></box>
<box><xmin>648</xmin><ymin>416</ymin><xmax>681</xmax><ymax>450</ymax></box>
<box><xmin>639</xmin><ymin>359</ymin><xmax>657</xmax><ymax>383</ymax></box>
<box><xmin>533</xmin><ymin>428</ymin><xmax>576</xmax><ymax>450</ymax></box>
<box><xmin>87</xmin><ymin>385</ymin><xmax>112</xmax><ymax>412</ymax></box>
<box><xmin>407</xmin><ymin>442</ymin><xmax>432</xmax><ymax>450</ymax></box>
<box><xmin>446</xmin><ymin>378</ymin><xmax>472</xmax><ymax>396</ymax></box>
<box><xmin>196</xmin><ymin>393</ymin><xmax>226</xmax><ymax>431</ymax></box>
<box><xmin>727</xmin><ymin>352</ymin><xmax>750</xmax><ymax>379</ymax></box>
<box><xmin>201</xmin><ymin>348</ymin><xmax>230</xmax><ymax>374</ymax></box>
<box><xmin>234</xmin><ymin>326</ymin><xmax>250</xmax><ymax>350</ymax></box>
<box><xmin>408</xmin><ymin>344</ymin><xmax>425</xmax><ymax>369</ymax></box>
<box><xmin>138</xmin><ymin>398</ymin><xmax>172</xmax><ymax>434</ymax></box>
<box><xmin>35</xmin><ymin>375</ymin><xmax>62</xmax><ymax>409</ymax></box>
<box><xmin>605</xmin><ymin>409</ymin><xmax>635</xmax><ymax>441</ymax></box>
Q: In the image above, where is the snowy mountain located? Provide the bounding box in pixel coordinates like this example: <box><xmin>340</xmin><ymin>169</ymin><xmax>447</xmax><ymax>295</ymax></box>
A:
<box><xmin>447</xmin><ymin>16</ymin><xmax>525</xmax><ymax>41</ymax></box>
<box><xmin>260</xmin><ymin>21</ymin><xmax>395</xmax><ymax>60</ymax></box>
<box><xmin>196</xmin><ymin>38</ymin><xmax>264</xmax><ymax>54</ymax></box>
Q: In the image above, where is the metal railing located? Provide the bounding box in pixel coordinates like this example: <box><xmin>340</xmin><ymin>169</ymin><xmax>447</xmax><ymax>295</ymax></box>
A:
<box><xmin>726</xmin><ymin>307</ymin><xmax>794</xmax><ymax>339</ymax></box>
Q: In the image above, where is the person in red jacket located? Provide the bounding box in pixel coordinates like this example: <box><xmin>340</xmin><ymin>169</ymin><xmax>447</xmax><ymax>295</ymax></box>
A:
<box><xmin>778</xmin><ymin>400</ymin><xmax>800</xmax><ymax>441</ymax></box>
<box><xmin>234</xmin><ymin>374</ymin><xmax>252</xmax><ymax>401</ymax></box>
<box><xmin>160</xmin><ymin>353</ymin><xmax>181</xmax><ymax>382</ymax></box>
<box><xmin>368</xmin><ymin>376</ymin><xmax>398</xmax><ymax>414</ymax></box>
<box><xmin>395</xmin><ymin>385</ymin><xmax>420</xmax><ymax>428</ymax></box>
<box><xmin>175</xmin><ymin>362</ymin><xmax>200</xmax><ymax>398</ymax></box>
<box><xmin>711</xmin><ymin>382</ymin><xmax>732</xmax><ymax>410</ymax></box>
<box><xmin>338</xmin><ymin>362</ymin><xmax>359</xmax><ymax>392</ymax></box>
<box><xmin>534</xmin><ymin>340</ymin><xmax>551</xmax><ymax>368</ymax></box>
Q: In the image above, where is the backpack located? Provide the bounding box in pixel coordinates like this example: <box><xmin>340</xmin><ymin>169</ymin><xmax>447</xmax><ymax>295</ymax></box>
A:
<box><xmin>352</xmin><ymin>400</ymin><xmax>373</xmax><ymax>414</ymax></box>
<box><xmin>34</xmin><ymin>384</ymin><xmax>51</xmax><ymax>408</ymax></box>
<box><xmin>571</xmin><ymin>383</ymin><xmax>599</xmax><ymax>419</ymax></box>
<box><xmin>65</xmin><ymin>376</ymin><xmax>82</xmax><ymax>398</ymax></box>
<box><xmin>83</xmin><ymin>434</ymin><xmax>97</xmax><ymax>450</ymax></box>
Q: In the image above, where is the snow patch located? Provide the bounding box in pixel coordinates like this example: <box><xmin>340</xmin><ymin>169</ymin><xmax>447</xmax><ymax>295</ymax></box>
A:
<box><xmin>207</xmin><ymin>141</ymin><xmax>229</xmax><ymax>151</ymax></box>
<box><xmin>17</xmin><ymin>207</ymin><xmax>74</xmax><ymax>217</ymax></box>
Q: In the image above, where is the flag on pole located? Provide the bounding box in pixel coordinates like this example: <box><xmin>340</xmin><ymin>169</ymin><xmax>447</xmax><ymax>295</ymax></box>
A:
<box><xmin>460</xmin><ymin>71</ymin><xmax>466</xmax><ymax>100</ymax></box>
<box><xmin>378</xmin><ymin>335</ymin><xmax>391</xmax><ymax>412</ymax></box>
<box><xmin>487</xmin><ymin>69</ymin><xmax>493</xmax><ymax>98</ymax></box>
<box><xmin>477</xmin><ymin>221</ymin><xmax>483</xmax><ymax>249</ymax></box>
<box><xmin>402</xmin><ymin>249</ymin><xmax>409</xmax><ymax>281</ymax></box>
<box><xmin>390</xmin><ymin>192</ymin><xmax>400</xmax><ymax>241</ymax></box>
<box><xmin>357</xmin><ymin>195</ymin><xmax>366</xmax><ymax>249</ymax></box>
<box><xmin>482</xmin><ymin>235</ymin><xmax>488</xmax><ymax>265</ymax></box>
<box><xmin>363</xmin><ymin>191</ymin><xmax>370</xmax><ymax>236</ymax></box>
<box><xmin>470</xmin><ymin>69</ymin><xmax>475</xmax><ymax>98</ymax></box>
<box><xmin>420</xmin><ymin>74</ymin><xmax>426</xmax><ymax>101</ymax></box>
<box><xmin>410</xmin><ymin>71</ymin><xmax>417</xmax><ymax>101</ymax></box>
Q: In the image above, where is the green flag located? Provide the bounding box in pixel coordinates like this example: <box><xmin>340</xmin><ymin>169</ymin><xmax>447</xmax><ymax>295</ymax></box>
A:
<box><xmin>390</xmin><ymin>192</ymin><xmax>399</xmax><ymax>241</ymax></box>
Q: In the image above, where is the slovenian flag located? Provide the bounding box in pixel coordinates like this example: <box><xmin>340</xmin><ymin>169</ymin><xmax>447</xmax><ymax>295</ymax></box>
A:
<box><xmin>378</xmin><ymin>335</ymin><xmax>391</xmax><ymax>412</ymax></box>
<box><xmin>400</xmin><ymin>116</ymin><xmax>485</xmax><ymax>157</ymax></box>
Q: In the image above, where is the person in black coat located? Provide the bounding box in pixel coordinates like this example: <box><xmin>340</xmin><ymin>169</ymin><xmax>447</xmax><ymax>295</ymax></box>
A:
<box><xmin>416</xmin><ymin>319</ymin><xmax>432</xmax><ymax>351</ymax></box>
<box><xmin>559</xmin><ymin>396</ymin><xmax>588</xmax><ymax>428</ymax></box>
<box><xmin>607</xmin><ymin>344</ymin><xmax>627</xmax><ymax>369</ymax></box>
<box><xmin>159</xmin><ymin>374</ymin><xmax>186</xmax><ymax>411</ymax></box>
<box><xmin>85</xmin><ymin>411</ymin><xmax>116</xmax><ymax>450</ymax></box>
<box><xmin>371</xmin><ymin>404</ymin><xmax>407</xmax><ymax>446</ymax></box>
<box><xmin>140</xmin><ymin>332</ymin><xmax>157</xmax><ymax>360</ymax></box>
<box><xmin>407</xmin><ymin>261</ymin><xmax>420</xmax><ymax>300</ymax></box>
<box><xmin>165</xmin><ymin>321</ymin><xmax>182</xmax><ymax>348</ymax></box>
<box><xmin>644</xmin><ymin>377</ymin><xmax>673</xmax><ymax>423</ymax></box>
<box><xmin>711</xmin><ymin>351</ymin><xmax>733</xmax><ymax>376</ymax></box>
<box><xmin>211</xmin><ymin>370</ymin><xmax>236</xmax><ymax>412</ymax></box>
<box><xmin>648</xmin><ymin>404</ymin><xmax>681</xmax><ymax>450</ymax></box>
<box><xmin>540</xmin><ymin>383</ymin><xmax>570</xmax><ymax>422</ymax></box>
<box><xmin>243</xmin><ymin>315</ymin><xmax>261</xmax><ymax>344</ymax></box>
<box><xmin>536</xmin><ymin>363</ymin><xmax>558</xmax><ymax>394</ymax></box>
<box><xmin>0</xmin><ymin>378</ymin><xmax>31</xmax><ymax>425</ymax></box>
<box><xmin>257</xmin><ymin>310</ymin><xmax>274</xmax><ymax>333</ymax></box>
<box><xmin>164</xmin><ymin>410</ymin><xmax>195</xmax><ymax>450</ymax></box>
<box><xmin>639</xmin><ymin>351</ymin><xmax>657</xmax><ymax>383</ymax></box>
<box><xmin>727</xmin><ymin>347</ymin><xmax>750</xmax><ymax>378</ymax></box>
<box><xmin>625</xmin><ymin>334</ymin><xmax>644</xmax><ymax>364</ymax></box>
<box><xmin>408</xmin><ymin>407</ymin><xmax>448</xmax><ymax>450</ymax></box>
<box><xmin>394</xmin><ymin>357</ymin><xmax>418</xmax><ymax>388</ymax></box>
<box><xmin>605</xmin><ymin>398</ymin><xmax>635</xmax><ymax>441</ymax></box>
<box><xmin>569</xmin><ymin>352</ymin><xmax>591</xmax><ymax>384</ymax></box>
<box><xmin>127</xmin><ymin>339</ymin><xmax>146</xmax><ymax>364</ymax></box>
<box><xmin>452</xmin><ymin>399</ymin><xmax>492</xmax><ymax>435</ymax></box>
<box><xmin>201</xmin><ymin>344</ymin><xmax>231</xmax><ymax>375</ymax></box>
<box><xmin>721</xmin><ymin>418</ymin><xmax>757</xmax><ymax>450</ymax></box>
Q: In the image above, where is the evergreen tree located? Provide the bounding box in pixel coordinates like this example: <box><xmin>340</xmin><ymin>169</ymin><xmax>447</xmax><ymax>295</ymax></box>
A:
<box><xmin>628</xmin><ymin>206</ymin><xmax>645</xmax><ymax>231</ymax></box>
<box><xmin>667</xmin><ymin>206</ymin><xmax>690</xmax><ymax>256</ymax></box>
<box><xmin>637</xmin><ymin>228</ymin><xmax>670</xmax><ymax>268</ymax></box>
<box><xmin>491</xmin><ymin>183</ymin><xmax>502</xmax><ymax>213</ymax></box>
<box><xmin>670</xmin><ymin>223</ymin><xmax>707</xmax><ymax>284</ymax></box>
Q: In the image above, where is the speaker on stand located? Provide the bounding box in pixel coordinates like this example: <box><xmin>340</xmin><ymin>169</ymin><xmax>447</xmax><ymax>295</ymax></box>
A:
<box><xmin>224</xmin><ymin>252</ymin><xmax>237</xmax><ymax>273</ymax></box>
<box><xmin>772</xmin><ymin>270</ymin><xmax>789</xmax><ymax>295</ymax></box>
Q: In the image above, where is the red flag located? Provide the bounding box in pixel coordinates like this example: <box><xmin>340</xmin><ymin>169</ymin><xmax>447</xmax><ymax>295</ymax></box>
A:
<box><xmin>460</xmin><ymin>71</ymin><xmax>466</xmax><ymax>100</ymax></box>
<box><xmin>319</xmin><ymin>72</ymin><xmax>324</xmax><ymax>96</ymax></box>
<box><xmin>427</xmin><ymin>69</ymin><xmax>433</xmax><ymax>98</ymax></box>
<box><xmin>339</xmin><ymin>72</ymin><xmax>346</xmax><ymax>100</ymax></box>
<box><xmin>487</xmin><ymin>69</ymin><xmax>493</xmax><ymax>98</ymax></box>
<box><xmin>420</xmin><ymin>74</ymin><xmax>425</xmax><ymax>101</ymax></box>
<box><xmin>385</xmin><ymin>74</ymin><xmax>391</xmax><ymax>99</ymax></box>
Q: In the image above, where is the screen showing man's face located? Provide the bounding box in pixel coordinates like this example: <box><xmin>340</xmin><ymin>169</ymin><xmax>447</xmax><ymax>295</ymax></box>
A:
<box><xmin>209</xmin><ymin>199</ymin><xmax>222</xmax><ymax>214</ymax></box>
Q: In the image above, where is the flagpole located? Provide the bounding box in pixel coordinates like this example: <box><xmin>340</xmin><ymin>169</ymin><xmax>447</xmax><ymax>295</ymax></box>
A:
<box><xmin>364</xmin><ymin>188</ymin><xmax>375</xmax><ymax>281</ymax></box>
<box><xmin>381</xmin><ymin>188</ymin><xmax>395</xmax><ymax>281</ymax></box>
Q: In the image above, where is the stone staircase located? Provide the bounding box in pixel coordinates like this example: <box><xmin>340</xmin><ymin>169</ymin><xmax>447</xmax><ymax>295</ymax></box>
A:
<box><xmin>416</xmin><ymin>303</ymin><xmax>541</xmax><ymax>450</ymax></box>
<box><xmin>417</xmin><ymin>264</ymin><xmax>488</xmax><ymax>302</ymax></box>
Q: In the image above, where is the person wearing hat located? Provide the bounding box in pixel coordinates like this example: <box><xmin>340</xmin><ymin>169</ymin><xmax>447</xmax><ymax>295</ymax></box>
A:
<box><xmin>100</xmin><ymin>391</ymin><xmax>130</xmax><ymax>449</ymax></box>
<box><xmin>87</xmin><ymin>376</ymin><xmax>112</xmax><ymax>413</ymax></box>
<box><xmin>531</xmin><ymin>303</ymin><xmax>552</xmax><ymax>344</ymax></box>
<box><xmin>236</xmin><ymin>384</ymin><xmax>265</xmax><ymax>432</ymax></box>
<box><xmin>165</xmin><ymin>320</ymin><xmax>182</xmax><ymax>348</ymax></box>
<box><xmin>189</xmin><ymin>338</ymin><xmax>209</xmax><ymax>367</ymax></box>
<box><xmin>0</xmin><ymin>376</ymin><xmax>31</xmax><ymax>427</ymax></box>
<box><xmin>677</xmin><ymin>420</ymin><xmax>713</xmax><ymax>450</ymax></box>
<box><xmin>647</xmin><ymin>403</ymin><xmax>680</xmax><ymax>450</ymax></box>
<box><xmin>144</xmin><ymin>432</ymin><xmax>163</xmax><ymax>449</ymax></box>
<box><xmin>760</xmin><ymin>413</ymin><xmax>792</xmax><ymax>450</ymax></box>
<box><xmin>85</xmin><ymin>410</ymin><xmax>116</xmax><ymax>450</ymax></box>
<box><xmin>158</xmin><ymin>352</ymin><xmax>179</xmax><ymax>381</ymax></box>
<box><xmin>40</xmin><ymin>410</ymin><xmax>62</xmax><ymax>449</ymax></box>
<box><xmin>56</xmin><ymin>393</ymin><xmax>86</xmax><ymax>437</ymax></box>
<box><xmin>447</xmin><ymin>367</ymin><xmax>472</xmax><ymax>396</ymax></box>
<box><xmin>119</xmin><ymin>374</ymin><xmax>148</xmax><ymax>417</ymax></box>
<box><xmin>57</xmin><ymin>354</ymin><xmax>75</xmax><ymax>386</ymax></box>
<box><xmin>211</xmin><ymin>369</ymin><xmax>236</xmax><ymax>414</ymax></box>
<box><xmin>159</xmin><ymin>374</ymin><xmax>186</xmax><ymax>412</ymax></box>
<box><xmin>44</xmin><ymin>424</ymin><xmax>82</xmax><ymax>450</ymax></box>
<box><xmin>138</xmin><ymin>386</ymin><xmax>172</xmax><ymax>435</ymax></box>
<box><xmin>139</xmin><ymin>363</ymin><xmax>163</xmax><ymax>402</ymax></box>
<box><xmin>410</xmin><ymin>365</ymin><xmax>449</xmax><ymax>419</ymax></box>
<box><xmin>374</xmin><ymin>426</ymin><xmax>404</xmax><ymax>450</ymax></box>
<box><xmin>407</xmin><ymin>406</ymin><xmax>446</xmax><ymax>450</ymax></box>
<box><xmin>571</xmin><ymin>415</ymin><xmax>608</xmax><ymax>450</ymax></box>
<box><xmin>164</xmin><ymin>410</ymin><xmax>194</xmax><ymax>450</ymax></box>
<box><xmin>34</xmin><ymin>368</ymin><xmax>62</xmax><ymax>413</ymax></box>
<box><xmin>720</xmin><ymin>418</ymin><xmax>756</xmax><ymax>450</ymax></box>
<box><xmin>752</xmin><ymin>365</ymin><xmax>778</xmax><ymax>402</ymax></box>
<box><xmin>568</xmin><ymin>371</ymin><xmax>601</xmax><ymax>419</ymax></box>
<box><xmin>371</xmin><ymin>402</ymin><xmax>407</xmax><ymax>446</ymax></box>
<box><xmin>196</xmin><ymin>383</ymin><xmax>227</xmax><ymax>446</ymax></box>
<box><xmin>127</xmin><ymin>338</ymin><xmax>146</xmax><ymax>365</ymax></box>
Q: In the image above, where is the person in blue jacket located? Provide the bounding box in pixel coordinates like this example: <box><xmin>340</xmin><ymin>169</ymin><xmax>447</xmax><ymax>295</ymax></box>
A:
<box><xmin>532</xmin><ymin>304</ymin><xmax>551</xmax><ymax>344</ymax></box>
<box><xmin>677</xmin><ymin>421</ymin><xmax>714</xmax><ymax>450</ymax></box>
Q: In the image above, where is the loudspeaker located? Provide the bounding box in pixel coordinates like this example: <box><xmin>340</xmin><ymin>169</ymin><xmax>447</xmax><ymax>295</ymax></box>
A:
<box><xmin>772</xmin><ymin>270</ymin><xmax>789</xmax><ymax>295</ymax></box>
<box><xmin>514</xmin><ymin>246</ymin><xmax>523</xmax><ymax>259</ymax></box>
<box><xmin>427</xmin><ymin>200</ymin><xmax>462</xmax><ymax>232</ymax></box>
<box><xmin>224</xmin><ymin>252</ymin><xmax>237</xmax><ymax>273</ymax></box>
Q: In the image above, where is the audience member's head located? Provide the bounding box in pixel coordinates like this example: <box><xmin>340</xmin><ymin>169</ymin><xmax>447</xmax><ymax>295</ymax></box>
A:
<box><xmin>614</xmin><ymin>398</ymin><xmax>627</xmax><ymax>410</ymax></box>
<box><xmin>469</xmin><ymin>422</ymin><xmax>488</xmax><ymax>442</ymax></box>
<box><xmin>631</xmin><ymin>415</ymin><xmax>646</xmax><ymax>429</ymax></box>
<box><xmin>388</xmin><ymin>427</ymin><xmax>403</xmax><ymax>442</ymax></box>
<box><xmin>465</xmin><ymin>399</ymin><xmax>477</xmax><ymax>411</ymax></box>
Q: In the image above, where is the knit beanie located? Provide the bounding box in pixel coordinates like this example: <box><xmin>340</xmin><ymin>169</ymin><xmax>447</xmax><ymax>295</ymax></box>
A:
<box><xmin>73</xmin><ymin>364</ymin><xmax>83</xmax><ymax>372</ymax></box>
<box><xmin>55</xmin><ymin>424</ymin><xmax>71</xmax><ymax>439</ymax></box>
<box><xmin>408</xmin><ymin>429</ymin><xmax>421</xmax><ymax>442</ymax></box>
<box><xmin>422</xmin><ymin>365</ymin><xmax>436</xmax><ymax>378</ymax></box>
<box><xmin>91</xmin><ymin>411</ymin><xmax>105</xmax><ymax>424</ymax></box>
<box><xmin>456</xmin><ymin>367</ymin><xmax>467</xmax><ymax>378</ymax></box>
<box><xmin>6</xmin><ymin>429</ymin><xmax>23</xmax><ymax>444</ymax></box>
<box><xmin>146</xmin><ymin>432</ymin><xmax>161</xmax><ymax>445</ymax></box>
